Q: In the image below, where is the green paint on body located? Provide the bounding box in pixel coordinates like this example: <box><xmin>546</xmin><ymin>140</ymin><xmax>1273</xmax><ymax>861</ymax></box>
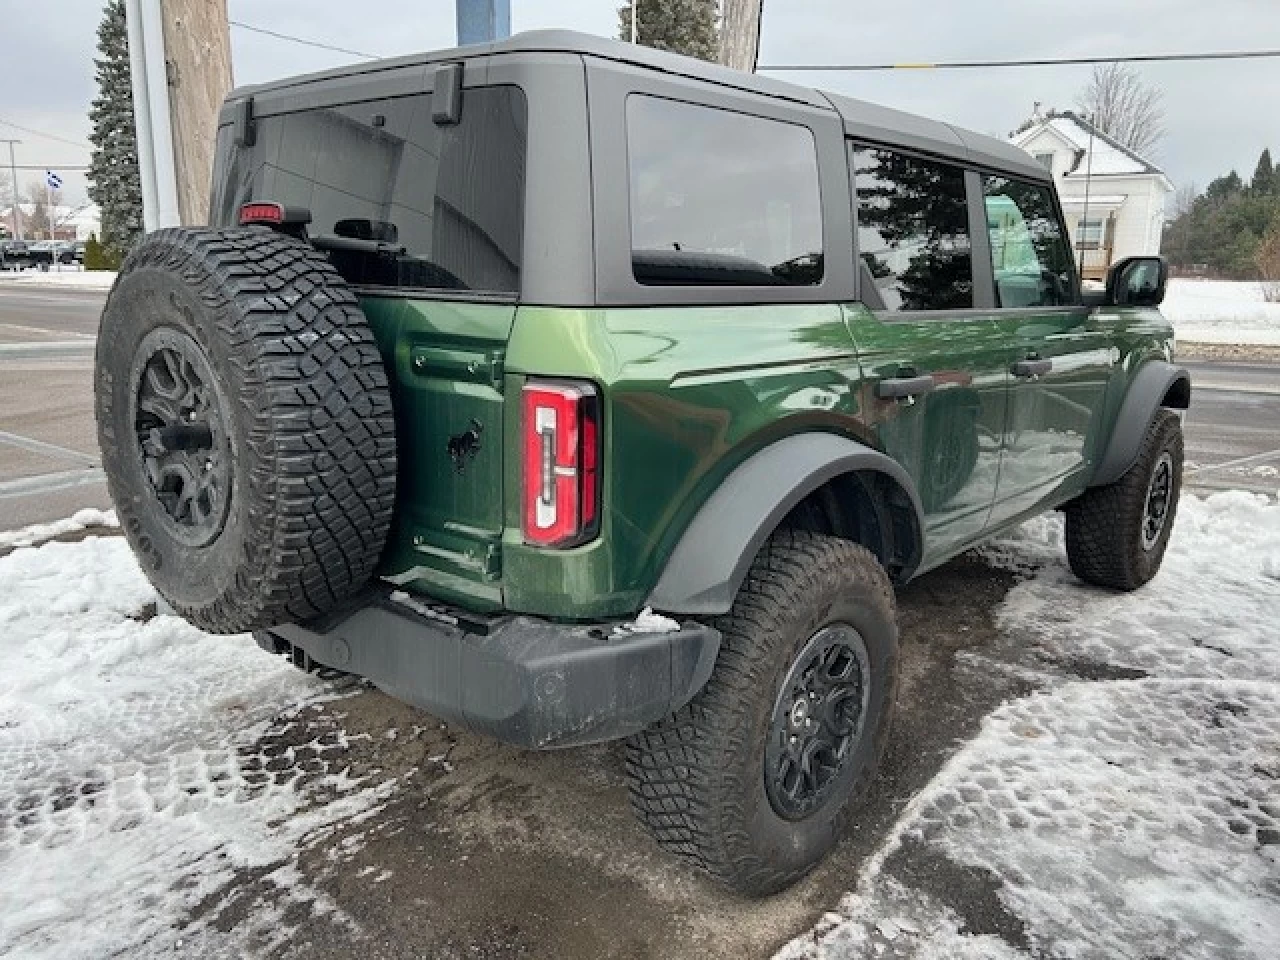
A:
<box><xmin>359</xmin><ymin>293</ymin><xmax>1174</xmax><ymax>620</ymax></box>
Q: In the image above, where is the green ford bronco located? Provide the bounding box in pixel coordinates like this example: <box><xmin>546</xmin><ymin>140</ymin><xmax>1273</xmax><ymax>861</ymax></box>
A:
<box><xmin>95</xmin><ymin>31</ymin><xmax>1190</xmax><ymax>894</ymax></box>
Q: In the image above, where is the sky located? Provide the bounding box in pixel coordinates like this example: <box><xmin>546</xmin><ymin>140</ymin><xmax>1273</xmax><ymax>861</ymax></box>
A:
<box><xmin>0</xmin><ymin>0</ymin><xmax>1277</xmax><ymax>207</ymax></box>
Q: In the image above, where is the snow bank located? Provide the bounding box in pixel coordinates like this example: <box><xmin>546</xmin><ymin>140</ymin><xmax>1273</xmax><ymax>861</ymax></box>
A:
<box><xmin>0</xmin><ymin>535</ymin><xmax>399</xmax><ymax>958</ymax></box>
<box><xmin>780</xmin><ymin>491</ymin><xmax>1280</xmax><ymax>959</ymax></box>
<box><xmin>0</xmin><ymin>269</ymin><xmax>117</xmax><ymax>290</ymax></box>
<box><xmin>1163</xmin><ymin>279</ymin><xmax>1280</xmax><ymax>345</ymax></box>
<box><xmin>0</xmin><ymin>507</ymin><xmax>117</xmax><ymax>550</ymax></box>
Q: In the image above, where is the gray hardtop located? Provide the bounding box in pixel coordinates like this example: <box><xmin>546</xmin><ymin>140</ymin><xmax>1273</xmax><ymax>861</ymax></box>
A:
<box><xmin>223</xmin><ymin>29</ymin><xmax>1046</xmax><ymax>183</ymax></box>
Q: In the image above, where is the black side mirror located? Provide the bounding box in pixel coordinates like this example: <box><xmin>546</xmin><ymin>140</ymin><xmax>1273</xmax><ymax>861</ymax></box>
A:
<box><xmin>1106</xmin><ymin>255</ymin><xmax>1168</xmax><ymax>307</ymax></box>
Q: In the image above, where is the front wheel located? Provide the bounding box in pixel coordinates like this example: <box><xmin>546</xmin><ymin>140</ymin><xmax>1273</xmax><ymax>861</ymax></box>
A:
<box><xmin>625</xmin><ymin>530</ymin><xmax>898</xmax><ymax>896</ymax></box>
<box><xmin>1066</xmin><ymin>409</ymin><xmax>1184</xmax><ymax>590</ymax></box>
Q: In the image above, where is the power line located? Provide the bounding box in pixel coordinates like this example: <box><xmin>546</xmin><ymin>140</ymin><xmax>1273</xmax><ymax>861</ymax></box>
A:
<box><xmin>759</xmin><ymin>48</ymin><xmax>1280</xmax><ymax>72</ymax></box>
<box><xmin>229</xmin><ymin>20</ymin><xmax>379</xmax><ymax>61</ymax></box>
<box><xmin>0</xmin><ymin>118</ymin><xmax>90</xmax><ymax>149</ymax></box>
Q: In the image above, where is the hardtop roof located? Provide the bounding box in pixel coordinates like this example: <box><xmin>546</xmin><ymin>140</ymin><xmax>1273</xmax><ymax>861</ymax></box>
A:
<box><xmin>227</xmin><ymin>29</ymin><xmax>1047</xmax><ymax>182</ymax></box>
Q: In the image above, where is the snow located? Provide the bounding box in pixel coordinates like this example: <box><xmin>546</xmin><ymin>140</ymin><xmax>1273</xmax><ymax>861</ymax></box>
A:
<box><xmin>779</xmin><ymin>490</ymin><xmax>1280</xmax><ymax>960</ymax></box>
<box><xmin>0</xmin><ymin>507</ymin><xmax>117</xmax><ymax>550</ymax></box>
<box><xmin>0</xmin><ymin>269</ymin><xmax>118</xmax><ymax>290</ymax></box>
<box><xmin>0</xmin><ymin>535</ymin><xmax>400</xmax><ymax>958</ymax></box>
<box><xmin>1044</xmin><ymin>116</ymin><xmax>1149</xmax><ymax>176</ymax></box>
<box><xmin>612</xmin><ymin>606</ymin><xmax>682</xmax><ymax>636</ymax></box>
<box><xmin>1163</xmin><ymin>279</ymin><xmax>1280</xmax><ymax>346</ymax></box>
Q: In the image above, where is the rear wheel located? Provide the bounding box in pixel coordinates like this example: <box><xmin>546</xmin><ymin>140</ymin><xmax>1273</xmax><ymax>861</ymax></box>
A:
<box><xmin>1065</xmin><ymin>409</ymin><xmax>1183</xmax><ymax>590</ymax></box>
<box><xmin>625</xmin><ymin>530</ymin><xmax>898</xmax><ymax>896</ymax></box>
<box><xmin>95</xmin><ymin>227</ymin><xmax>397</xmax><ymax>633</ymax></box>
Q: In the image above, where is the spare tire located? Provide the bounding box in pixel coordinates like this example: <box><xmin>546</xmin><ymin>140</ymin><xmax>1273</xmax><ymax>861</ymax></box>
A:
<box><xmin>95</xmin><ymin>227</ymin><xmax>397</xmax><ymax>634</ymax></box>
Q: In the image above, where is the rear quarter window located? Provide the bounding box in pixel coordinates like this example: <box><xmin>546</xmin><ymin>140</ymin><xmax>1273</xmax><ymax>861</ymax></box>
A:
<box><xmin>625</xmin><ymin>95</ymin><xmax>823</xmax><ymax>287</ymax></box>
<box><xmin>214</xmin><ymin>85</ymin><xmax>526</xmax><ymax>295</ymax></box>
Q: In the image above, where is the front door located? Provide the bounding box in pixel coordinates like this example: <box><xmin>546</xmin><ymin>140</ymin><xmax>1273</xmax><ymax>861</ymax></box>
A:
<box><xmin>847</xmin><ymin>144</ymin><xmax>1011</xmax><ymax>568</ymax></box>
<box><xmin>979</xmin><ymin>175</ymin><xmax>1114</xmax><ymax>524</ymax></box>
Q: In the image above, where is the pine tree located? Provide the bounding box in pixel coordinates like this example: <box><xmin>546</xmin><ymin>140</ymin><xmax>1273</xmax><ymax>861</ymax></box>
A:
<box><xmin>87</xmin><ymin>0</ymin><xmax>144</xmax><ymax>257</ymax></box>
<box><xmin>617</xmin><ymin>0</ymin><xmax>720</xmax><ymax>62</ymax></box>
<box><xmin>1253</xmin><ymin>148</ymin><xmax>1275</xmax><ymax>194</ymax></box>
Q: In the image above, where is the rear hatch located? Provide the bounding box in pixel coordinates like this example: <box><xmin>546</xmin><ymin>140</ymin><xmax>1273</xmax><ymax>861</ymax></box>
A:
<box><xmin>210</xmin><ymin>80</ymin><xmax>528</xmax><ymax>609</ymax></box>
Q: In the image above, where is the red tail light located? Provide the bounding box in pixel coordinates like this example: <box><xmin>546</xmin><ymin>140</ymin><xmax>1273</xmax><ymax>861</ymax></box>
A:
<box><xmin>522</xmin><ymin>380</ymin><xmax>601</xmax><ymax>547</ymax></box>
<box><xmin>239</xmin><ymin>202</ymin><xmax>285</xmax><ymax>225</ymax></box>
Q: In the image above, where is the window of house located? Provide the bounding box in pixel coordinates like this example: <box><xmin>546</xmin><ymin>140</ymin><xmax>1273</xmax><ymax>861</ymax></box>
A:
<box><xmin>982</xmin><ymin>176</ymin><xmax>1076</xmax><ymax>308</ymax></box>
<box><xmin>1077</xmin><ymin>218</ymin><xmax>1105</xmax><ymax>250</ymax></box>
<box><xmin>214</xmin><ymin>86</ymin><xmax>527</xmax><ymax>293</ymax></box>
<box><xmin>625</xmin><ymin>95</ymin><xmax>823</xmax><ymax>286</ymax></box>
<box><xmin>1034</xmin><ymin>152</ymin><xmax>1054</xmax><ymax>171</ymax></box>
<box><xmin>852</xmin><ymin>145</ymin><xmax>973</xmax><ymax>311</ymax></box>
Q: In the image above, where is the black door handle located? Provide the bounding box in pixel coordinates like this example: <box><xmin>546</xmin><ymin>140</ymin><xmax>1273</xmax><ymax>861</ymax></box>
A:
<box><xmin>1012</xmin><ymin>359</ymin><xmax>1053</xmax><ymax>378</ymax></box>
<box><xmin>877</xmin><ymin>374</ymin><xmax>936</xmax><ymax>400</ymax></box>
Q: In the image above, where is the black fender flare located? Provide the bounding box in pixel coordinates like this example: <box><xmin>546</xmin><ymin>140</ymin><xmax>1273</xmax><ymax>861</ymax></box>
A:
<box><xmin>1092</xmin><ymin>360</ymin><xmax>1191</xmax><ymax>487</ymax></box>
<box><xmin>646</xmin><ymin>433</ymin><xmax>925</xmax><ymax>615</ymax></box>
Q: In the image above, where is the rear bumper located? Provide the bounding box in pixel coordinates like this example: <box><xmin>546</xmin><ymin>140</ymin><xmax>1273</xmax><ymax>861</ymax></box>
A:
<box><xmin>258</xmin><ymin>589</ymin><xmax>720</xmax><ymax>749</ymax></box>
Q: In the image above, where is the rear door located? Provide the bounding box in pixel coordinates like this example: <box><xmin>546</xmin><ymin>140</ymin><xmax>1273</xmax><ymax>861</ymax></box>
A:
<box><xmin>847</xmin><ymin>144</ymin><xmax>1011</xmax><ymax>568</ymax></box>
<box><xmin>979</xmin><ymin>175</ymin><xmax>1115</xmax><ymax>525</ymax></box>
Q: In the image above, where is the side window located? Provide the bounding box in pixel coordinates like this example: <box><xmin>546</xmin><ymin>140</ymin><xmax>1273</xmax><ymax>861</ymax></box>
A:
<box><xmin>625</xmin><ymin>95</ymin><xmax>823</xmax><ymax>286</ymax></box>
<box><xmin>982</xmin><ymin>176</ymin><xmax>1077</xmax><ymax>308</ymax></box>
<box><xmin>852</xmin><ymin>145</ymin><xmax>973</xmax><ymax>311</ymax></box>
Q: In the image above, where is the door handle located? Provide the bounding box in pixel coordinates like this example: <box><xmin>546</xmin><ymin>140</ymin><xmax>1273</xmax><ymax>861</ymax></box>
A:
<box><xmin>877</xmin><ymin>374</ymin><xmax>936</xmax><ymax>401</ymax></box>
<box><xmin>1012</xmin><ymin>359</ymin><xmax>1053</xmax><ymax>379</ymax></box>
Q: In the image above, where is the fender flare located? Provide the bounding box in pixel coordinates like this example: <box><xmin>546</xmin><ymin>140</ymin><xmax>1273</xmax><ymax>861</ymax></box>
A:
<box><xmin>646</xmin><ymin>433</ymin><xmax>925</xmax><ymax>616</ymax></box>
<box><xmin>1092</xmin><ymin>360</ymin><xmax>1191</xmax><ymax>487</ymax></box>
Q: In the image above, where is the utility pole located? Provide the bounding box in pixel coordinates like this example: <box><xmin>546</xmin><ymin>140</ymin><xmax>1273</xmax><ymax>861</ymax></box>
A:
<box><xmin>160</xmin><ymin>0</ymin><xmax>232</xmax><ymax>224</ymax></box>
<box><xmin>720</xmin><ymin>0</ymin><xmax>764</xmax><ymax>72</ymax></box>
<box><xmin>2</xmin><ymin>139</ymin><xmax>21</xmax><ymax>239</ymax></box>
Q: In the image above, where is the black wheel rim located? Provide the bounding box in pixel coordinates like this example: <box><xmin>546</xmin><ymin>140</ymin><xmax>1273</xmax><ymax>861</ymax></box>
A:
<box><xmin>129</xmin><ymin>327</ymin><xmax>232</xmax><ymax>547</ymax></box>
<box><xmin>1141</xmin><ymin>451</ymin><xmax>1174</xmax><ymax>551</ymax></box>
<box><xmin>764</xmin><ymin>624</ymin><xmax>871</xmax><ymax>821</ymax></box>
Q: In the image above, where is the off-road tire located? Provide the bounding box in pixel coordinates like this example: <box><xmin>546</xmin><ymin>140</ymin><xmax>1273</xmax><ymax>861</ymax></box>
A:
<box><xmin>95</xmin><ymin>227</ymin><xmax>397</xmax><ymax>634</ymax></box>
<box><xmin>625</xmin><ymin>530</ymin><xmax>898</xmax><ymax>896</ymax></box>
<box><xmin>1065</xmin><ymin>409</ymin><xmax>1183</xmax><ymax>591</ymax></box>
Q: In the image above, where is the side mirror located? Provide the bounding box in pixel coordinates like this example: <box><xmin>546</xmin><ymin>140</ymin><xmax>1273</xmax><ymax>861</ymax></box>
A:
<box><xmin>1105</xmin><ymin>256</ymin><xmax>1168</xmax><ymax>307</ymax></box>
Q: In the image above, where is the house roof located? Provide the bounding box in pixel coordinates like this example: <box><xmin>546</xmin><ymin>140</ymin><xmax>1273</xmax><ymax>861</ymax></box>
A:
<box><xmin>1012</xmin><ymin>111</ymin><xmax>1171</xmax><ymax>185</ymax></box>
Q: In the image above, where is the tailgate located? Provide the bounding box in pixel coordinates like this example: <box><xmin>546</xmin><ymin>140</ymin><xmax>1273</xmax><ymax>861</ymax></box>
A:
<box><xmin>362</xmin><ymin>297</ymin><xmax>516</xmax><ymax>609</ymax></box>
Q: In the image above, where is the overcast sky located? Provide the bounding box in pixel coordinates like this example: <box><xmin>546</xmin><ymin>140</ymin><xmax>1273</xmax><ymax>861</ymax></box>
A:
<box><xmin>1</xmin><ymin>0</ymin><xmax>1277</xmax><ymax>206</ymax></box>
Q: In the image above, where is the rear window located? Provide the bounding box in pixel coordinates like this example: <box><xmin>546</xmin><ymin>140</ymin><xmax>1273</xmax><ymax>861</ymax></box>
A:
<box><xmin>625</xmin><ymin>95</ymin><xmax>823</xmax><ymax>287</ymax></box>
<box><xmin>213</xmin><ymin>85</ymin><xmax>526</xmax><ymax>295</ymax></box>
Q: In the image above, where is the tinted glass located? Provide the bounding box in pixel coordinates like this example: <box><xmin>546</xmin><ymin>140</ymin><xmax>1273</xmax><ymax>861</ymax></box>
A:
<box><xmin>983</xmin><ymin>176</ymin><xmax>1077</xmax><ymax>308</ymax></box>
<box><xmin>626</xmin><ymin>95</ymin><xmax>823</xmax><ymax>286</ymax></box>
<box><xmin>214</xmin><ymin>86</ymin><xmax>526</xmax><ymax>294</ymax></box>
<box><xmin>853</xmin><ymin>146</ymin><xmax>972</xmax><ymax>310</ymax></box>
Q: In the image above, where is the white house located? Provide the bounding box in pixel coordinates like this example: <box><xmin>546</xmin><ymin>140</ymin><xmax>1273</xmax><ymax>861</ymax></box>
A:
<box><xmin>1010</xmin><ymin>111</ymin><xmax>1173</xmax><ymax>280</ymax></box>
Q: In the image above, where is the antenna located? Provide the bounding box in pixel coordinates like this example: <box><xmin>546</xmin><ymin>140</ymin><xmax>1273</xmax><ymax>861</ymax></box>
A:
<box><xmin>1079</xmin><ymin>112</ymin><xmax>1096</xmax><ymax>280</ymax></box>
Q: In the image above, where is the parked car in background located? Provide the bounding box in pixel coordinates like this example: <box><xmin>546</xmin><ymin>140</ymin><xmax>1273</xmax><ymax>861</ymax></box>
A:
<box><xmin>1</xmin><ymin>240</ymin><xmax>32</xmax><ymax>269</ymax></box>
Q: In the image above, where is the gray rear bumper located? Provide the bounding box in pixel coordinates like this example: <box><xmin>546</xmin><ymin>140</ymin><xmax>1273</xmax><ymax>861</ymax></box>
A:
<box><xmin>257</xmin><ymin>589</ymin><xmax>720</xmax><ymax>749</ymax></box>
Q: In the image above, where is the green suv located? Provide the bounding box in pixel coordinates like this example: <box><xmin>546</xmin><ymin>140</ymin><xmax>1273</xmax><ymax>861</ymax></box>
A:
<box><xmin>94</xmin><ymin>31</ymin><xmax>1190</xmax><ymax>894</ymax></box>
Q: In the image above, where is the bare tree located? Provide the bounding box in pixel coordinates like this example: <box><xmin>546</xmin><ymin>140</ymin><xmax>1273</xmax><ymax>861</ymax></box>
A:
<box><xmin>1075</xmin><ymin>62</ymin><xmax>1165</xmax><ymax>157</ymax></box>
<box><xmin>1172</xmin><ymin>183</ymin><xmax>1197</xmax><ymax>219</ymax></box>
<box><xmin>23</xmin><ymin>181</ymin><xmax>62</xmax><ymax>239</ymax></box>
<box><xmin>720</xmin><ymin>0</ymin><xmax>763</xmax><ymax>72</ymax></box>
<box><xmin>1257</xmin><ymin>215</ymin><xmax>1280</xmax><ymax>302</ymax></box>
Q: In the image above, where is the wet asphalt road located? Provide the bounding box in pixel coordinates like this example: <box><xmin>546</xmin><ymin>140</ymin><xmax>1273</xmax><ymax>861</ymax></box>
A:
<box><xmin>2</xmin><ymin>284</ymin><xmax>1278</xmax><ymax>529</ymax></box>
